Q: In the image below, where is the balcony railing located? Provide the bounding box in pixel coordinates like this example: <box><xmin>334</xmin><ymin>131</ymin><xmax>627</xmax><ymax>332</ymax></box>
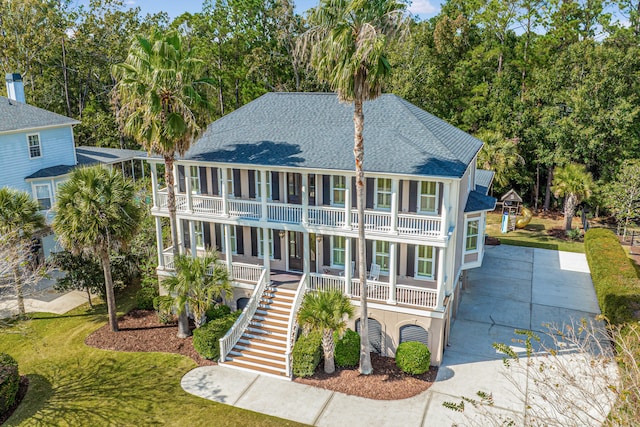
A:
<box><xmin>161</xmin><ymin>252</ymin><xmax>263</xmax><ymax>284</ymax></box>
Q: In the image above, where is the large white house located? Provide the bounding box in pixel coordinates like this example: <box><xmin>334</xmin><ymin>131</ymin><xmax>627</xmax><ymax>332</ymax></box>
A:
<box><xmin>148</xmin><ymin>92</ymin><xmax>496</xmax><ymax>377</ymax></box>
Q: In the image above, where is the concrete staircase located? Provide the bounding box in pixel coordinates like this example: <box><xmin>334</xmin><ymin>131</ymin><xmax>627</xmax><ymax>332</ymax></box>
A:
<box><xmin>222</xmin><ymin>285</ymin><xmax>296</xmax><ymax>377</ymax></box>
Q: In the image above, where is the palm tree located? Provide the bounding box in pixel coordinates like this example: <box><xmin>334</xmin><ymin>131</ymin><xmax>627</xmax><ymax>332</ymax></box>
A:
<box><xmin>53</xmin><ymin>166</ymin><xmax>142</xmax><ymax>332</ymax></box>
<box><xmin>552</xmin><ymin>163</ymin><xmax>594</xmax><ymax>231</ymax></box>
<box><xmin>301</xmin><ymin>0</ymin><xmax>408</xmax><ymax>374</ymax></box>
<box><xmin>476</xmin><ymin>130</ymin><xmax>525</xmax><ymax>194</ymax></box>
<box><xmin>112</xmin><ymin>29</ymin><xmax>213</xmax><ymax>338</ymax></box>
<box><xmin>0</xmin><ymin>188</ymin><xmax>45</xmax><ymax>316</ymax></box>
<box><xmin>163</xmin><ymin>252</ymin><xmax>232</xmax><ymax>329</ymax></box>
<box><xmin>297</xmin><ymin>289</ymin><xmax>354</xmax><ymax>374</ymax></box>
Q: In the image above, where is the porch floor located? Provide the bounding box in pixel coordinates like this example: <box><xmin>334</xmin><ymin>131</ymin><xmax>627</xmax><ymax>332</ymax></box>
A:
<box><xmin>270</xmin><ymin>270</ymin><xmax>303</xmax><ymax>290</ymax></box>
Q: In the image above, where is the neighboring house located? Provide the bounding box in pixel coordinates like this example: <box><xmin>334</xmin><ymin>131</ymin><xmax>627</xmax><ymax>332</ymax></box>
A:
<box><xmin>1</xmin><ymin>73</ymin><xmax>145</xmax><ymax>257</ymax></box>
<box><xmin>147</xmin><ymin>92</ymin><xmax>496</xmax><ymax>377</ymax></box>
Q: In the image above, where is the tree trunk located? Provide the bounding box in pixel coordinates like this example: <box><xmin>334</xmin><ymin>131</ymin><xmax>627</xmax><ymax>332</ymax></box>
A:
<box><xmin>563</xmin><ymin>194</ymin><xmax>577</xmax><ymax>231</ymax></box>
<box><xmin>13</xmin><ymin>267</ymin><xmax>26</xmax><ymax>317</ymax></box>
<box><xmin>354</xmin><ymin>98</ymin><xmax>372</xmax><ymax>375</ymax></box>
<box><xmin>543</xmin><ymin>166</ymin><xmax>554</xmax><ymax>211</ymax></box>
<box><xmin>534</xmin><ymin>164</ymin><xmax>540</xmax><ymax>211</ymax></box>
<box><xmin>322</xmin><ymin>329</ymin><xmax>335</xmax><ymax>374</ymax></box>
<box><xmin>99</xmin><ymin>250</ymin><xmax>118</xmax><ymax>332</ymax></box>
<box><xmin>86</xmin><ymin>286</ymin><xmax>93</xmax><ymax>309</ymax></box>
<box><xmin>61</xmin><ymin>36</ymin><xmax>72</xmax><ymax>117</ymax></box>
<box><xmin>177</xmin><ymin>308</ymin><xmax>191</xmax><ymax>338</ymax></box>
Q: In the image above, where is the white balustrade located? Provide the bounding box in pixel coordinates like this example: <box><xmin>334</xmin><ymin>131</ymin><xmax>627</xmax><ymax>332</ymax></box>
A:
<box><xmin>307</xmin><ymin>206</ymin><xmax>345</xmax><ymax>227</ymax></box>
<box><xmin>395</xmin><ymin>285</ymin><xmax>438</xmax><ymax>308</ymax></box>
<box><xmin>228</xmin><ymin>199</ymin><xmax>261</xmax><ymax>220</ymax></box>
<box><xmin>351</xmin><ymin>210</ymin><xmax>392</xmax><ymax>232</ymax></box>
<box><xmin>192</xmin><ymin>195</ymin><xmax>223</xmax><ymax>215</ymax></box>
<box><xmin>231</xmin><ymin>263</ymin><xmax>263</xmax><ymax>283</ymax></box>
<box><xmin>268</xmin><ymin>203</ymin><xmax>302</xmax><ymax>223</ymax></box>
<box><xmin>162</xmin><ymin>253</ymin><xmax>174</xmax><ymax>270</ymax></box>
<box><xmin>397</xmin><ymin>214</ymin><xmax>441</xmax><ymax>237</ymax></box>
<box><xmin>285</xmin><ymin>274</ymin><xmax>308</xmax><ymax>378</ymax></box>
<box><xmin>351</xmin><ymin>279</ymin><xmax>389</xmax><ymax>302</ymax></box>
<box><xmin>156</xmin><ymin>190</ymin><xmax>168</xmax><ymax>209</ymax></box>
<box><xmin>307</xmin><ymin>273</ymin><xmax>345</xmax><ymax>293</ymax></box>
<box><xmin>219</xmin><ymin>269</ymin><xmax>268</xmax><ymax>362</ymax></box>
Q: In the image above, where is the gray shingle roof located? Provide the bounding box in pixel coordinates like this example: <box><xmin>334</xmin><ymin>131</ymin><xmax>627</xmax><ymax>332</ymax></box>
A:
<box><xmin>465</xmin><ymin>191</ymin><xmax>497</xmax><ymax>213</ymax></box>
<box><xmin>25</xmin><ymin>146</ymin><xmax>146</xmax><ymax>179</ymax></box>
<box><xmin>0</xmin><ymin>96</ymin><xmax>79</xmax><ymax>132</ymax></box>
<box><xmin>475</xmin><ymin>170</ymin><xmax>494</xmax><ymax>195</ymax></box>
<box><xmin>185</xmin><ymin>93</ymin><xmax>484</xmax><ymax>178</ymax></box>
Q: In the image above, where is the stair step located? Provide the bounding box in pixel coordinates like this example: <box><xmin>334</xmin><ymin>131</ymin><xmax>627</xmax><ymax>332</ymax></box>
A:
<box><xmin>236</xmin><ymin>340</ymin><xmax>287</xmax><ymax>353</ymax></box>
<box><xmin>227</xmin><ymin>354</ymin><xmax>286</xmax><ymax>370</ymax></box>
<box><xmin>230</xmin><ymin>348</ymin><xmax>286</xmax><ymax>362</ymax></box>
<box><xmin>252</xmin><ymin>317</ymin><xmax>288</xmax><ymax>328</ymax></box>
<box><xmin>259</xmin><ymin>301</ymin><xmax>292</xmax><ymax>310</ymax></box>
<box><xmin>256</xmin><ymin>309</ymin><xmax>289</xmax><ymax>320</ymax></box>
<box><xmin>244</xmin><ymin>330</ymin><xmax>288</xmax><ymax>344</ymax></box>
<box><xmin>223</xmin><ymin>359</ymin><xmax>286</xmax><ymax>377</ymax></box>
<box><xmin>249</xmin><ymin>325</ymin><xmax>288</xmax><ymax>336</ymax></box>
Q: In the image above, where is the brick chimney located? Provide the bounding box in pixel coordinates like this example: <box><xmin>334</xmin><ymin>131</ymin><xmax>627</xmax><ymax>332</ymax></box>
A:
<box><xmin>6</xmin><ymin>73</ymin><xmax>25</xmax><ymax>103</ymax></box>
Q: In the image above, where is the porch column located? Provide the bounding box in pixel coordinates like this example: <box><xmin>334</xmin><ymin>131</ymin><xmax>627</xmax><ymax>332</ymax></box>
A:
<box><xmin>301</xmin><ymin>172</ymin><xmax>309</xmax><ymax>225</ymax></box>
<box><xmin>224</xmin><ymin>224</ymin><xmax>233</xmax><ymax>276</ymax></box>
<box><xmin>131</xmin><ymin>159</ymin><xmax>135</xmax><ymax>181</ymax></box>
<box><xmin>260</xmin><ymin>170</ymin><xmax>268</xmax><ymax>221</ymax></box>
<box><xmin>436</xmin><ymin>247</ymin><xmax>446</xmax><ymax>310</ymax></box>
<box><xmin>220</xmin><ymin>167</ymin><xmax>229</xmax><ymax>216</ymax></box>
<box><xmin>189</xmin><ymin>220</ymin><xmax>197</xmax><ymax>257</ymax></box>
<box><xmin>303</xmin><ymin>231</ymin><xmax>310</xmax><ymax>275</ymax></box>
<box><xmin>185</xmin><ymin>165</ymin><xmax>193</xmax><ymax>213</ymax></box>
<box><xmin>155</xmin><ymin>216</ymin><xmax>164</xmax><ymax>268</ymax></box>
<box><xmin>344</xmin><ymin>237</ymin><xmax>352</xmax><ymax>296</ymax></box>
<box><xmin>388</xmin><ymin>242</ymin><xmax>397</xmax><ymax>304</ymax></box>
<box><xmin>150</xmin><ymin>162</ymin><xmax>158</xmax><ymax>207</ymax></box>
<box><xmin>441</xmin><ymin>182</ymin><xmax>449</xmax><ymax>238</ymax></box>
<box><xmin>390</xmin><ymin>178</ymin><xmax>399</xmax><ymax>233</ymax></box>
<box><xmin>262</xmin><ymin>227</ymin><xmax>271</xmax><ymax>277</ymax></box>
<box><xmin>177</xmin><ymin>219</ymin><xmax>185</xmax><ymax>255</ymax></box>
<box><xmin>344</xmin><ymin>176</ymin><xmax>351</xmax><ymax>229</ymax></box>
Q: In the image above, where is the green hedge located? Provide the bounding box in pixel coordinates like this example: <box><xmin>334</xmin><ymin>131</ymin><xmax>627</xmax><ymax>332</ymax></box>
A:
<box><xmin>584</xmin><ymin>228</ymin><xmax>640</xmax><ymax>324</ymax></box>
<box><xmin>334</xmin><ymin>329</ymin><xmax>360</xmax><ymax>368</ymax></box>
<box><xmin>205</xmin><ymin>304</ymin><xmax>231</xmax><ymax>323</ymax></box>
<box><xmin>0</xmin><ymin>353</ymin><xmax>19</xmax><ymax>417</ymax></box>
<box><xmin>395</xmin><ymin>341</ymin><xmax>431</xmax><ymax>375</ymax></box>
<box><xmin>292</xmin><ymin>331</ymin><xmax>322</xmax><ymax>378</ymax></box>
<box><xmin>192</xmin><ymin>312</ymin><xmax>240</xmax><ymax>360</ymax></box>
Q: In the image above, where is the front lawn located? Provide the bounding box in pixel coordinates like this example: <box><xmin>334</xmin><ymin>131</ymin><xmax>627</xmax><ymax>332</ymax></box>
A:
<box><xmin>0</xmin><ymin>290</ymin><xmax>301</xmax><ymax>426</ymax></box>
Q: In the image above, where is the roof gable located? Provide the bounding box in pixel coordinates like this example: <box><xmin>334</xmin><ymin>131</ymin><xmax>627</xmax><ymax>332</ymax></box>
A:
<box><xmin>0</xmin><ymin>96</ymin><xmax>79</xmax><ymax>133</ymax></box>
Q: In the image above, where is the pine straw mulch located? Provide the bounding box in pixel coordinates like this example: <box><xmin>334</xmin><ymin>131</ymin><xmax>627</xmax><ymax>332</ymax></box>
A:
<box><xmin>295</xmin><ymin>353</ymin><xmax>438</xmax><ymax>400</ymax></box>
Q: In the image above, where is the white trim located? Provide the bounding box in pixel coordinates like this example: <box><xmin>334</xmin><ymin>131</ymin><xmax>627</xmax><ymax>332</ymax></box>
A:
<box><xmin>32</xmin><ymin>182</ymin><xmax>52</xmax><ymax>211</ymax></box>
<box><xmin>417</xmin><ymin>180</ymin><xmax>439</xmax><ymax>215</ymax></box>
<box><xmin>330</xmin><ymin>235</ymin><xmax>346</xmax><ymax>268</ymax></box>
<box><xmin>330</xmin><ymin>175</ymin><xmax>346</xmax><ymax>207</ymax></box>
<box><xmin>27</xmin><ymin>133</ymin><xmax>42</xmax><ymax>159</ymax></box>
<box><xmin>257</xmin><ymin>228</ymin><xmax>274</xmax><ymax>260</ymax></box>
<box><xmin>464</xmin><ymin>218</ymin><xmax>480</xmax><ymax>254</ymax></box>
<box><xmin>219</xmin><ymin>168</ymin><xmax>234</xmax><ymax>198</ymax></box>
<box><xmin>372</xmin><ymin>240</ymin><xmax>390</xmax><ymax>274</ymax></box>
<box><xmin>256</xmin><ymin>170</ymin><xmax>272</xmax><ymax>201</ymax></box>
<box><xmin>0</xmin><ymin>123</ymin><xmax>79</xmax><ymax>136</ymax></box>
<box><xmin>414</xmin><ymin>244</ymin><xmax>435</xmax><ymax>280</ymax></box>
<box><xmin>374</xmin><ymin>177</ymin><xmax>392</xmax><ymax>211</ymax></box>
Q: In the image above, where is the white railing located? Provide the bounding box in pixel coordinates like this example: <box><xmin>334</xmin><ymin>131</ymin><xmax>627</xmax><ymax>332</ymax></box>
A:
<box><xmin>351</xmin><ymin>279</ymin><xmax>389</xmax><ymax>302</ymax></box>
<box><xmin>397</xmin><ymin>214</ymin><xmax>441</xmax><ymax>237</ymax></box>
<box><xmin>351</xmin><ymin>210</ymin><xmax>393</xmax><ymax>232</ymax></box>
<box><xmin>307</xmin><ymin>206</ymin><xmax>346</xmax><ymax>227</ymax></box>
<box><xmin>219</xmin><ymin>269</ymin><xmax>269</xmax><ymax>362</ymax></box>
<box><xmin>231</xmin><ymin>263</ymin><xmax>263</xmax><ymax>283</ymax></box>
<box><xmin>163</xmin><ymin>253</ymin><xmax>175</xmax><ymax>270</ymax></box>
<box><xmin>157</xmin><ymin>191</ymin><xmax>168</xmax><ymax>209</ymax></box>
<box><xmin>285</xmin><ymin>274</ymin><xmax>308</xmax><ymax>378</ymax></box>
<box><xmin>396</xmin><ymin>285</ymin><xmax>437</xmax><ymax>308</ymax></box>
<box><xmin>307</xmin><ymin>273</ymin><xmax>345</xmax><ymax>293</ymax></box>
<box><xmin>228</xmin><ymin>199</ymin><xmax>261</xmax><ymax>220</ymax></box>
<box><xmin>192</xmin><ymin>195</ymin><xmax>223</xmax><ymax>215</ymax></box>
<box><xmin>268</xmin><ymin>203</ymin><xmax>302</xmax><ymax>223</ymax></box>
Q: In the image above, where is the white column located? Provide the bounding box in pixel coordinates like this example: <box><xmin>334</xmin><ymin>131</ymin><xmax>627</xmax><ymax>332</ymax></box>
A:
<box><xmin>221</xmin><ymin>167</ymin><xmax>229</xmax><ymax>216</ymax></box>
<box><xmin>224</xmin><ymin>224</ymin><xmax>233</xmax><ymax>275</ymax></box>
<box><xmin>150</xmin><ymin>162</ymin><xmax>158</xmax><ymax>207</ymax></box>
<box><xmin>344</xmin><ymin>237</ymin><xmax>352</xmax><ymax>296</ymax></box>
<box><xmin>302</xmin><ymin>172</ymin><xmax>309</xmax><ymax>225</ymax></box>
<box><xmin>344</xmin><ymin>176</ymin><xmax>352</xmax><ymax>228</ymax></box>
<box><xmin>303</xmin><ymin>231</ymin><xmax>310</xmax><ymax>274</ymax></box>
<box><xmin>185</xmin><ymin>165</ymin><xmax>193</xmax><ymax>213</ymax></box>
<box><xmin>155</xmin><ymin>216</ymin><xmax>164</xmax><ymax>268</ymax></box>
<box><xmin>388</xmin><ymin>242</ymin><xmax>397</xmax><ymax>304</ymax></box>
<box><xmin>260</xmin><ymin>170</ymin><xmax>268</xmax><ymax>221</ymax></box>
<box><xmin>177</xmin><ymin>218</ymin><xmax>185</xmax><ymax>255</ymax></box>
<box><xmin>436</xmin><ymin>247</ymin><xmax>446</xmax><ymax>309</ymax></box>
<box><xmin>189</xmin><ymin>221</ymin><xmax>197</xmax><ymax>256</ymax></box>
<box><xmin>262</xmin><ymin>227</ymin><xmax>271</xmax><ymax>277</ymax></box>
<box><xmin>131</xmin><ymin>159</ymin><xmax>135</xmax><ymax>181</ymax></box>
<box><xmin>390</xmin><ymin>178</ymin><xmax>399</xmax><ymax>233</ymax></box>
<box><xmin>315</xmin><ymin>236</ymin><xmax>320</xmax><ymax>274</ymax></box>
<box><xmin>441</xmin><ymin>182</ymin><xmax>449</xmax><ymax>238</ymax></box>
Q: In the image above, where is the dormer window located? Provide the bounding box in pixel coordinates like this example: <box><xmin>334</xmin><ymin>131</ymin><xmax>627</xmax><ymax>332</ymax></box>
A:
<box><xmin>27</xmin><ymin>134</ymin><xmax>41</xmax><ymax>158</ymax></box>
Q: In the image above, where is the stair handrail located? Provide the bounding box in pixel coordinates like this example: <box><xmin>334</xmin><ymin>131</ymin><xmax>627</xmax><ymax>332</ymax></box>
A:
<box><xmin>285</xmin><ymin>273</ymin><xmax>308</xmax><ymax>378</ymax></box>
<box><xmin>219</xmin><ymin>268</ymin><xmax>269</xmax><ymax>362</ymax></box>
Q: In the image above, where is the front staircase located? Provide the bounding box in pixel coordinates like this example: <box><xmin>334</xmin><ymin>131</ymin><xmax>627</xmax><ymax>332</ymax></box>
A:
<box><xmin>222</xmin><ymin>285</ymin><xmax>296</xmax><ymax>377</ymax></box>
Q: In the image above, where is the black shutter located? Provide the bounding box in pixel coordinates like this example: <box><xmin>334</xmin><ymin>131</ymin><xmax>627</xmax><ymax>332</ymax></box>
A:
<box><xmin>214</xmin><ymin>223</ymin><xmax>222</xmax><ymax>251</ymax></box>
<box><xmin>438</xmin><ymin>182</ymin><xmax>443</xmax><ymax>214</ymax></box>
<box><xmin>212</xmin><ymin>168</ymin><xmax>219</xmax><ymax>195</ymax></box>
<box><xmin>352</xmin><ymin>177</ymin><xmax>357</xmax><ymax>208</ymax></box>
<box><xmin>323</xmin><ymin>235</ymin><xmax>330</xmax><ymax>266</ymax></box>
<box><xmin>233</xmin><ymin>169</ymin><xmax>241</xmax><ymax>197</ymax></box>
<box><xmin>274</xmin><ymin>231</ymin><xmax>281</xmax><ymax>259</ymax></box>
<box><xmin>409</xmin><ymin>181</ymin><xmax>418</xmax><ymax>213</ymax></box>
<box><xmin>236</xmin><ymin>226</ymin><xmax>244</xmax><ymax>255</ymax></box>
<box><xmin>271</xmin><ymin>171</ymin><xmax>280</xmax><ymax>201</ymax></box>
<box><xmin>203</xmin><ymin>222</ymin><xmax>211</xmax><ymax>249</ymax></box>
<box><xmin>406</xmin><ymin>245</ymin><xmax>415</xmax><ymax>277</ymax></box>
<box><xmin>248</xmin><ymin>170</ymin><xmax>256</xmax><ymax>198</ymax></box>
<box><xmin>366</xmin><ymin>240</ymin><xmax>373</xmax><ymax>269</ymax></box>
<box><xmin>398</xmin><ymin>180</ymin><xmax>404</xmax><ymax>212</ymax></box>
<box><xmin>178</xmin><ymin>165</ymin><xmax>186</xmax><ymax>193</ymax></box>
<box><xmin>182</xmin><ymin>219</ymin><xmax>190</xmax><ymax>249</ymax></box>
<box><xmin>366</xmin><ymin>178</ymin><xmax>374</xmax><ymax>209</ymax></box>
<box><xmin>251</xmin><ymin>227</ymin><xmax>258</xmax><ymax>256</ymax></box>
<box><xmin>199</xmin><ymin>167</ymin><xmax>208</xmax><ymax>195</ymax></box>
<box><xmin>322</xmin><ymin>175</ymin><xmax>330</xmax><ymax>205</ymax></box>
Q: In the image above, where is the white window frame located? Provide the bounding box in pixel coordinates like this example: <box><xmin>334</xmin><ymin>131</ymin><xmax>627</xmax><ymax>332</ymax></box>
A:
<box><xmin>256</xmin><ymin>171</ymin><xmax>272</xmax><ymax>201</ymax></box>
<box><xmin>258</xmin><ymin>228</ymin><xmax>274</xmax><ymax>259</ymax></box>
<box><xmin>33</xmin><ymin>183</ymin><xmax>52</xmax><ymax>211</ymax></box>
<box><xmin>375</xmin><ymin>178</ymin><xmax>392</xmax><ymax>210</ymax></box>
<box><xmin>331</xmin><ymin>175</ymin><xmax>346</xmax><ymax>207</ymax></box>
<box><xmin>27</xmin><ymin>133</ymin><xmax>42</xmax><ymax>159</ymax></box>
<box><xmin>465</xmin><ymin>219</ymin><xmax>480</xmax><ymax>253</ymax></box>
<box><xmin>219</xmin><ymin>168</ymin><xmax>234</xmax><ymax>197</ymax></box>
<box><xmin>414</xmin><ymin>245</ymin><xmax>435</xmax><ymax>280</ymax></box>
<box><xmin>373</xmin><ymin>240</ymin><xmax>390</xmax><ymax>274</ymax></box>
<box><xmin>418</xmin><ymin>181</ymin><xmax>439</xmax><ymax>214</ymax></box>
<box><xmin>189</xmin><ymin>166</ymin><xmax>201</xmax><ymax>194</ymax></box>
<box><xmin>221</xmin><ymin>225</ymin><xmax>238</xmax><ymax>255</ymax></box>
<box><xmin>331</xmin><ymin>236</ymin><xmax>346</xmax><ymax>267</ymax></box>
<box><xmin>194</xmin><ymin>221</ymin><xmax>205</xmax><ymax>249</ymax></box>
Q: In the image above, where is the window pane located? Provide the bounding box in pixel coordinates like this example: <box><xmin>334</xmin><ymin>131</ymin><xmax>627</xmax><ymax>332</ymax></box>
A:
<box><xmin>35</xmin><ymin>185</ymin><xmax>51</xmax><ymax>210</ymax></box>
<box><xmin>28</xmin><ymin>135</ymin><xmax>41</xmax><ymax>158</ymax></box>
<box><xmin>378</xmin><ymin>178</ymin><xmax>391</xmax><ymax>192</ymax></box>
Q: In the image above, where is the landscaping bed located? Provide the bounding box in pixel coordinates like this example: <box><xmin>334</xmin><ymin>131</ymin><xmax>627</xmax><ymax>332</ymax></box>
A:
<box><xmin>294</xmin><ymin>353</ymin><xmax>438</xmax><ymax>400</ymax></box>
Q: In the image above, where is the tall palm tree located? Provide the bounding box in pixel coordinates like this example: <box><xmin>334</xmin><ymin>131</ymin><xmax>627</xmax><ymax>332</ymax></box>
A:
<box><xmin>297</xmin><ymin>289</ymin><xmax>354</xmax><ymax>374</ymax></box>
<box><xmin>302</xmin><ymin>0</ymin><xmax>408</xmax><ymax>374</ymax></box>
<box><xmin>53</xmin><ymin>166</ymin><xmax>142</xmax><ymax>332</ymax></box>
<box><xmin>163</xmin><ymin>252</ymin><xmax>232</xmax><ymax>329</ymax></box>
<box><xmin>0</xmin><ymin>188</ymin><xmax>45</xmax><ymax>316</ymax></box>
<box><xmin>112</xmin><ymin>29</ymin><xmax>214</xmax><ymax>338</ymax></box>
<box><xmin>476</xmin><ymin>129</ymin><xmax>525</xmax><ymax>194</ymax></box>
<box><xmin>552</xmin><ymin>163</ymin><xmax>594</xmax><ymax>231</ymax></box>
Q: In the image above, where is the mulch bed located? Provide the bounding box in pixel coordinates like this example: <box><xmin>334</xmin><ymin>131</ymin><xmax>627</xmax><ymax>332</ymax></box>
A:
<box><xmin>85</xmin><ymin>309</ymin><xmax>214</xmax><ymax>367</ymax></box>
<box><xmin>0</xmin><ymin>376</ymin><xmax>29</xmax><ymax>425</ymax></box>
<box><xmin>295</xmin><ymin>353</ymin><xmax>438</xmax><ymax>400</ymax></box>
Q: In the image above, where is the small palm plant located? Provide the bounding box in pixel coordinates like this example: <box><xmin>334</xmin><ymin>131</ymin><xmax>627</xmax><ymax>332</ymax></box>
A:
<box><xmin>552</xmin><ymin>163</ymin><xmax>594</xmax><ymax>231</ymax></box>
<box><xmin>297</xmin><ymin>289</ymin><xmax>355</xmax><ymax>374</ymax></box>
<box><xmin>163</xmin><ymin>252</ymin><xmax>231</xmax><ymax>331</ymax></box>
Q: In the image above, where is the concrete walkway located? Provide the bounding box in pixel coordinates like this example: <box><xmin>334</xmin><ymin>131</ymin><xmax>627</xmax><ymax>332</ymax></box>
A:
<box><xmin>182</xmin><ymin>245</ymin><xmax>606</xmax><ymax>426</ymax></box>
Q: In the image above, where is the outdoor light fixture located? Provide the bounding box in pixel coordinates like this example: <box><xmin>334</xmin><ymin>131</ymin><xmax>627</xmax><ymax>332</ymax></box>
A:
<box><xmin>279</xmin><ymin>230</ymin><xmax>286</xmax><ymax>238</ymax></box>
<box><xmin>316</xmin><ymin>235</ymin><xmax>322</xmax><ymax>242</ymax></box>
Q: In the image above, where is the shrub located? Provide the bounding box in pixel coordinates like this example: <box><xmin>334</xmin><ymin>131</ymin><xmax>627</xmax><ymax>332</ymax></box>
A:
<box><xmin>205</xmin><ymin>304</ymin><xmax>231</xmax><ymax>323</ymax></box>
<box><xmin>395</xmin><ymin>341</ymin><xmax>431</xmax><ymax>375</ymax></box>
<box><xmin>192</xmin><ymin>313</ymin><xmax>239</xmax><ymax>360</ymax></box>
<box><xmin>292</xmin><ymin>330</ymin><xmax>322</xmax><ymax>378</ymax></box>
<box><xmin>153</xmin><ymin>295</ymin><xmax>175</xmax><ymax>325</ymax></box>
<box><xmin>584</xmin><ymin>228</ymin><xmax>640</xmax><ymax>324</ymax></box>
<box><xmin>0</xmin><ymin>353</ymin><xmax>19</xmax><ymax>417</ymax></box>
<box><xmin>334</xmin><ymin>329</ymin><xmax>360</xmax><ymax>367</ymax></box>
<box><xmin>136</xmin><ymin>286</ymin><xmax>158</xmax><ymax>310</ymax></box>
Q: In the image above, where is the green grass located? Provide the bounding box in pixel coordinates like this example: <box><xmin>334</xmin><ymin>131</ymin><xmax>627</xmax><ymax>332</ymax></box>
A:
<box><xmin>486</xmin><ymin>212</ymin><xmax>585</xmax><ymax>253</ymax></box>
<box><xmin>0</xmin><ymin>287</ymin><xmax>302</xmax><ymax>426</ymax></box>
